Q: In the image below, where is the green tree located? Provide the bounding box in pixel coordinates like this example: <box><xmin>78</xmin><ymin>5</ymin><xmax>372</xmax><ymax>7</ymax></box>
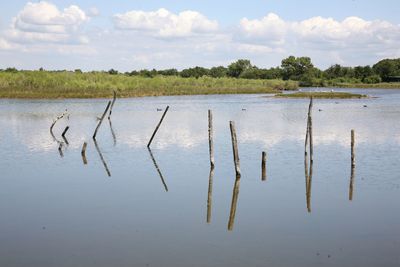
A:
<box><xmin>227</xmin><ymin>59</ymin><xmax>252</xmax><ymax>78</ymax></box>
<box><xmin>281</xmin><ymin>56</ymin><xmax>314</xmax><ymax>80</ymax></box>
<box><xmin>373</xmin><ymin>59</ymin><xmax>400</xmax><ymax>81</ymax></box>
<box><xmin>209</xmin><ymin>66</ymin><xmax>227</xmax><ymax>78</ymax></box>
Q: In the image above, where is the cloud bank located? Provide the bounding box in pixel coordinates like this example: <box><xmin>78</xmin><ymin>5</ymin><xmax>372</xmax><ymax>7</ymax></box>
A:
<box><xmin>0</xmin><ymin>2</ymin><xmax>399</xmax><ymax>70</ymax></box>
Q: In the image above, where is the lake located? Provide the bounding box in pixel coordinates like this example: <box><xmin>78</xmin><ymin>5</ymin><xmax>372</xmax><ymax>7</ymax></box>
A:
<box><xmin>0</xmin><ymin>88</ymin><xmax>399</xmax><ymax>267</ymax></box>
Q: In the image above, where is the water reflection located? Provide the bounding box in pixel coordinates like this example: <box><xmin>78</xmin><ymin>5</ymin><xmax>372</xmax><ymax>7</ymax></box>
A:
<box><xmin>147</xmin><ymin>148</ymin><xmax>168</xmax><ymax>192</ymax></box>
<box><xmin>206</xmin><ymin>166</ymin><xmax>214</xmax><ymax>224</ymax></box>
<box><xmin>93</xmin><ymin>139</ymin><xmax>111</xmax><ymax>177</ymax></box>
<box><xmin>108</xmin><ymin>119</ymin><xmax>117</xmax><ymax>146</ymax></box>
<box><xmin>228</xmin><ymin>174</ymin><xmax>241</xmax><ymax>231</ymax></box>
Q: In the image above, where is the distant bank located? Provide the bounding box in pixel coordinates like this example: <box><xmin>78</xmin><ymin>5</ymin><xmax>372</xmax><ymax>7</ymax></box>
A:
<box><xmin>0</xmin><ymin>71</ymin><xmax>399</xmax><ymax>99</ymax></box>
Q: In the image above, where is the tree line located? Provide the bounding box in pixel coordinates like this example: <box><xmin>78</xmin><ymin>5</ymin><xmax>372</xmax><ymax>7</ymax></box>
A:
<box><xmin>2</xmin><ymin>57</ymin><xmax>400</xmax><ymax>86</ymax></box>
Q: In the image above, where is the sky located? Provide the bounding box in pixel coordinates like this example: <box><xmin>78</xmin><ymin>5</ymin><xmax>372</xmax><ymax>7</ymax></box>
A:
<box><xmin>0</xmin><ymin>0</ymin><xmax>399</xmax><ymax>71</ymax></box>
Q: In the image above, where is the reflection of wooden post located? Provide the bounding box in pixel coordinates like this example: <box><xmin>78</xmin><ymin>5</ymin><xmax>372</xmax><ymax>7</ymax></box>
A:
<box><xmin>351</xmin><ymin>129</ymin><xmax>355</xmax><ymax>167</ymax></box>
<box><xmin>58</xmin><ymin>143</ymin><xmax>64</xmax><ymax>157</ymax></box>
<box><xmin>147</xmin><ymin>106</ymin><xmax>169</xmax><ymax>148</ymax></box>
<box><xmin>308</xmin><ymin>97</ymin><xmax>313</xmax><ymax>163</ymax></box>
<box><xmin>93</xmin><ymin>139</ymin><xmax>111</xmax><ymax>177</ymax></box>
<box><xmin>108</xmin><ymin>90</ymin><xmax>117</xmax><ymax>120</ymax></box>
<box><xmin>147</xmin><ymin>148</ymin><xmax>168</xmax><ymax>192</ymax></box>
<box><xmin>228</xmin><ymin>175</ymin><xmax>241</xmax><ymax>231</ymax></box>
<box><xmin>81</xmin><ymin>142</ymin><xmax>88</xmax><ymax>165</ymax></box>
<box><xmin>109</xmin><ymin>119</ymin><xmax>117</xmax><ymax>146</ymax></box>
<box><xmin>229</xmin><ymin>121</ymin><xmax>241</xmax><ymax>177</ymax></box>
<box><xmin>208</xmin><ymin>110</ymin><xmax>214</xmax><ymax>167</ymax></box>
<box><xmin>349</xmin><ymin>129</ymin><xmax>355</xmax><ymax>201</ymax></box>
<box><xmin>261</xmin><ymin>151</ymin><xmax>267</xmax><ymax>181</ymax></box>
<box><xmin>349</xmin><ymin>165</ymin><xmax>355</xmax><ymax>201</ymax></box>
<box><xmin>304</xmin><ymin>97</ymin><xmax>313</xmax><ymax>212</ymax></box>
<box><xmin>93</xmin><ymin>101</ymin><xmax>111</xmax><ymax>139</ymax></box>
<box><xmin>206</xmin><ymin>166</ymin><xmax>215</xmax><ymax>223</ymax></box>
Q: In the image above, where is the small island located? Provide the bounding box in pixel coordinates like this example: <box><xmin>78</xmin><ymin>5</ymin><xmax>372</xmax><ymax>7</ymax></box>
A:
<box><xmin>275</xmin><ymin>91</ymin><xmax>367</xmax><ymax>99</ymax></box>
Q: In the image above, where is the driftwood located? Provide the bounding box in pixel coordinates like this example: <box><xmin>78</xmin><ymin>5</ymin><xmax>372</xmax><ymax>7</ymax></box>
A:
<box><xmin>147</xmin><ymin>106</ymin><xmax>170</xmax><ymax>148</ymax></box>
<box><xmin>148</xmin><ymin>148</ymin><xmax>168</xmax><ymax>192</ymax></box>
<box><xmin>61</xmin><ymin>126</ymin><xmax>70</xmax><ymax>145</ymax></box>
<box><xmin>93</xmin><ymin>101</ymin><xmax>111</xmax><ymax>139</ymax></box>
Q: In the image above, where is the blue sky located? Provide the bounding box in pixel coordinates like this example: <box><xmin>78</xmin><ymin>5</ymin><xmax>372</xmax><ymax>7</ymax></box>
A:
<box><xmin>0</xmin><ymin>0</ymin><xmax>399</xmax><ymax>71</ymax></box>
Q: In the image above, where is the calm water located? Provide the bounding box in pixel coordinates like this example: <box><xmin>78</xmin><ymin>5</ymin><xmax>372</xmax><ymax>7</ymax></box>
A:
<box><xmin>0</xmin><ymin>88</ymin><xmax>399</xmax><ymax>267</ymax></box>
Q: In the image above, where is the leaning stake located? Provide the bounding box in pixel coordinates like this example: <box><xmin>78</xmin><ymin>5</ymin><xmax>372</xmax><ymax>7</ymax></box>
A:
<box><xmin>229</xmin><ymin>121</ymin><xmax>241</xmax><ymax>177</ymax></box>
<box><xmin>108</xmin><ymin>90</ymin><xmax>117</xmax><ymax>120</ymax></box>
<box><xmin>147</xmin><ymin>106</ymin><xmax>170</xmax><ymax>148</ymax></box>
<box><xmin>93</xmin><ymin>101</ymin><xmax>111</xmax><ymax>139</ymax></box>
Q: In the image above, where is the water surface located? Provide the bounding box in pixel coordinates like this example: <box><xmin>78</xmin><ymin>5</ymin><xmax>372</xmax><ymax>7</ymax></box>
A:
<box><xmin>0</xmin><ymin>89</ymin><xmax>399</xmax><ymax>267</ymax></box>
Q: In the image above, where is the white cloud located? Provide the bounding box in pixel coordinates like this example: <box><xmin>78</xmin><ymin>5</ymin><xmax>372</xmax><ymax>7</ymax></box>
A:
<box><xmin>4</xmin><ymin>1</ymin><xmax>89</xmax><ymax>45</ymax></box>
<box><xmin>238</xmin><ymin>13</ymin><xmax>286</xmax><ymax>46</ymax></box>
<box><xmin>113</xmin><ymin>8</ymin><xmax>218</xmax><ymax>38</ymax></box>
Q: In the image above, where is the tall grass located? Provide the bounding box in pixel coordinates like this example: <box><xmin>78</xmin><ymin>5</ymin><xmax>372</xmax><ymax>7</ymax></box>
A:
<box><xmin>0</xmin><ymin>71</ymin><xmax>298</xmax><ymax>99</ymax></box>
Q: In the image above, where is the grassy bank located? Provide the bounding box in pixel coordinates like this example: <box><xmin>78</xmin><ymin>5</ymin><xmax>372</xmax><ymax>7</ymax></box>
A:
<box><xmin>331</xmin><ymin>82</ymin><xmax>400</xmax><ymax>89</ymax></box>
<box><xmin>275</xmin><ymin>92</ymin><xmax>367</xmax><ymax>99</ymax></box>
<box><xmin>0</xmin><ymin>71</ymin><xmax>298</xmax><ymax>99</ymax></box>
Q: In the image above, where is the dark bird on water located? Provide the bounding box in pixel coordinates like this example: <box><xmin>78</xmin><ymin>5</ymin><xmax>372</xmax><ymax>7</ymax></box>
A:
<box><xmin>242</xmin><ymin>108</ymin><xmax>247</xmax><ymax>111</ymax></box>
<box><xmin>363</xmin><ymin>104</ymin><xmax>368</xmax><ymax>107</ymax></box>
<box><xmin>157</xmin><ymin>108</ymin><xmax>162</xmax><ymax>111</ymax></box>
<box><xmin>318</xmin><ymin>109</ymin><xmax>323</xmax><ymax>112</ymax></box>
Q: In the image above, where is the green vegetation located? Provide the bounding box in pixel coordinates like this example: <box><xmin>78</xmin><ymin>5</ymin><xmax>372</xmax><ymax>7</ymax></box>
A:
<box><xmin>0</xmin><ymin>71</ymin><xmax>297</xmax><ymax>98</ymax></box>
<box><xmin>275</xmin><ymin>92</ymin><xmax>367</xmax><ymax>99</ymax></box>
<box><xmin>1</xmin><ymin>56</ymin><xmax>400</xmax><ymax>98</ymax></box>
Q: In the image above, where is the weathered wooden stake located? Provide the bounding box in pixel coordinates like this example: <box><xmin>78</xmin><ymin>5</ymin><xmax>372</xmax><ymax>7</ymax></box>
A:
<box><xmin>147</xmin><ymin>106</ymin><xmax>169</xmax><ymax>148</ymax></box>
<box><xmin>93</xmin><ymin>101</ymin><xmax>111</xmax><ymax>139</ymax></box>
<box><xmin>81</xmin><ymin>142</ymin><xmax>88</xmax><ymax>165</ymax></box>
<box><xmin>308</xmin><ymin>98</ymin><xmax>314</xmax><ymax>163</ymax></box>
<box><xmin>206</xmin><ymin>166</ymin><xmax>215</xmax><ymax>223</ymax></box>
<box><xmin>108</xmin><ymin>90</ymin><xmax>117</xmax><ymax>120</ymax></box>
<box><xmin>208</xmin><ymin>110</ymin><xmax>214</xmax><ymax>167</ymax></box>
<box><xmin>50</xmin><ymin>110</ymin><xmax>68</xmax><ymax>136</ymax></box>
<box><xmin>261</xmin><ymin>151</ymin><xmax>267</xmax><ymax>181</ymax></box>
<box><xmin>229</xmin><ymin>121</ymin><xmax>241</xmax><ymax>177</ymax></box>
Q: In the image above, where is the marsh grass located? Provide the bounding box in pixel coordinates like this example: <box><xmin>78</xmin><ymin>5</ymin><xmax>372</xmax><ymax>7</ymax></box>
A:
<box><xmin>0</xmin><ymin>71</ymin><xmax>298</xmax><ymax>99</ymax></box>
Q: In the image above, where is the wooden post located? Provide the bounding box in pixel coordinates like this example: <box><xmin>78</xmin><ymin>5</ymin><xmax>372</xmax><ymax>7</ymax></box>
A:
<box><xmin>208</xmin><ymin>110</ymin><xmax>214</xmax><ymax>167</ymax></box>
<box><xmin>261</xmin><ymin>151</ymin><xmax>267</xmax><ymax>181</ymax></box>
<box><xmin>147</xmin><ymin>106</ymin><xmax>169</xmax><ymax>148</ymax></box>
<box><xmin>108</xmin><ymin>90</ymin><xmax>117</xmax><ymax>120</ymax></box>
<box><xmin>81</xmin><ymin>142</ymin><xmax>88</xmax><ymax>165</ymax></box>
<box><xmin>229</xmin><ymin>121</ymin><xmax>241</xmax><ymax>177</ymax></box>
<box><xmin>206</xmin><ymin>166</ymin><xmax>215</xmax><ymax>223</ymax></box>
<box><xmin>308</xmin><ymin>97</ymin><xmax>313</xmax><ymax>163</ymax></box>
<box><xmin>50</xmin><ymin>110</ymin><xmax>68</xmax><ymax>136</ymax></box>
<box><xmin>93</xmin><ymin>101</ymin><xmax>111</xmax><ymax>140</ymax></box>
<box><xmin>61</xmin><ymin>126</ymin><xmax>69</xmax><ymax>138</ymax></box>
